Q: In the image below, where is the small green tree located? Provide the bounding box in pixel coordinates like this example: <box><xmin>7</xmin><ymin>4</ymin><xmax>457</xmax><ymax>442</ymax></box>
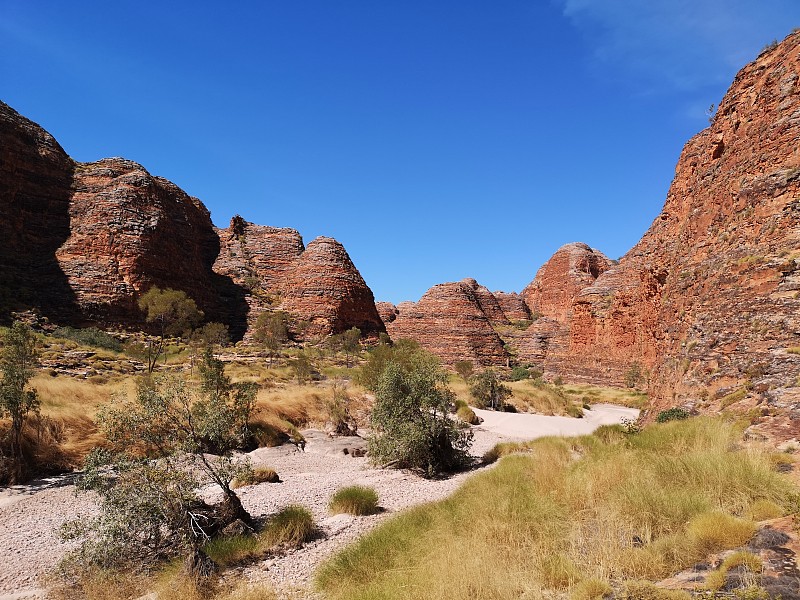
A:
<box><xmin>253</xmin><ymin>311</ymin><xmax>289</xmax><ymax>366</ymax></box>
<box><xmin>368</xmin><ymin>352</ymin><xmax>473</xmax><ymax>477</ymax></box>
<box><xmin>355</xmin><ymin>338</ymin><xmax>424</xmax><ymax>392</ymax></box>
<box><xmin>291</xmin><ymin>349</ymin><xmax>314</xmax><ymax>384</ymax></box>
<box><xmin>454</xmin><ymin>360</ymin><xmax>474</xmax><ymax>383</ymax></box>
<box><xmin>0</xmin><ymin>321</ymin><xmax>40</xmax><ymax>479</ymax></box>
<box><xmin>341</xmin><ymin>327</ymin><xmax>362</xmax><ymax>368</ymax></box>
<box><xmin>624</xmin><ymin>363</ymin><xmax>644</xmax><ymax>389</ymax></box>
<box><xmin>469</xmin><ymin>370</ymin><xmax>511</xmax><ymax>411</ymax></box>
<box><xmin>64</xmin><ymin>373</ymin><xmax>255</xmax><ymax>574</ymax></box>
<box><xmin>137</xmin><ymin>287</ymin><xmax>203</xmax><ymax>372</ymax></box>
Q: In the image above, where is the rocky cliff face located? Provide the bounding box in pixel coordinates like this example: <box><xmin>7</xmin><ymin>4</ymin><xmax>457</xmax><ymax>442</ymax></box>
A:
<box><xmin>1</xmin><ymin>103</ymin><xmax>381</xmax><ymax>340</ymax></box>
<box><xmin>562</xmin><ymin>32</ymin><xmax>800</xmax><ymax>436</ymax></box>
<box><xmin>493</xmin><ymin>291</ymin><xmax>532</xmax><ymax>322</ymax></box>
<box><xmin>0</xmin><ymin>101</ymin><xmax>76</xmax><ymax>321</ymax></box>
<box><xmin>522</xmin><ymin>243</ymin><xmax>612</xmax><ymax>323</ymax></box>
<box><xmin>278</xmin><ymin>237</ymin><xmax>385</xmax><ymax>339</ymax></box>
<box><xmin>385</xmin><ymin>279</ymin><xmax>509</xmax><ymax>366</ymax></box>
<box><xmin>382</xmin><ymin>33</ymin><xmax>800</xmax><ymax>440</ymax></box>
<box><xmin>213</xmin><ymin>220</ymin><xmax>384</xmax><ymax>339</ymax></box>
<box><xmin>56</xmin><ymin>158</ymin><xmax>243</xmax><ymax>325</ymax></box>
<box><xmin>213</xmin><ymin>216</ymin><xmax>305</xmax><ymax>292</ymax></box>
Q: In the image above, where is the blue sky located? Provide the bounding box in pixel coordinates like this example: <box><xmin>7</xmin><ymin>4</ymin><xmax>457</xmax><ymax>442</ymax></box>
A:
<box><xmin>1</xmin><ymin>2</ymin><xmax>796</xmax><ymax>304</ymax></box>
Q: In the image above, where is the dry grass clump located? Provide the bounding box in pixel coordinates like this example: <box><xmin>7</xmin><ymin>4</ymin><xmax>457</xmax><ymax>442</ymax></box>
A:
<box><xmin>214</xmin><ymin>581</ymin><xmax>277</xmax><ymax>600</ymax></box>
<box><xmin>570</xmin><ymin>578</ymin><xmax>613</xmax><ymax>600</ymax></box>
<box><xmin>561</xmin><ymin>384</ymin><xmax>649</xmax><ymax>409</ymax></box>
<box><xmin>747</xmin><ymin>499</ymin><xmax>784</xmax><ymax>521</ymax></box>
<box><xmin>1</xmin><ymin>375</ymin><xmax>128</xmax><ymax>478</ymax></box>
<box><xmin>621</xmin><ymin>581</ymin><xmax>691</xmax><ymax>600</ymax></box>
<box><xmin>204</xmin><ymin>505</ymin><xmax>316</xmax><ymax>567</ymax></box>
<box><xmin>453</xmin><ymin>399</ymin><xmax>480</xmax><ymax>424</ymax></box>
<box><xmin>703</xmin><ymin>551</ymin><xmax>763</xmax><ymax>591</ymax></box>
<box><xmin>262</xmin><ymin>504</ymin><xmax>316</xmax><ymax>547</ymax></box>
<box><xmin>232</xmin><ymin>466</ymin><xmax>280</xmax><ymax>488</ymax></box>
<box><xmin>329</xmin><ymin>486</ymin><xmax>379</xmax><ymax>516</ymax></box>
<box><xmin>316</xmin><ymin>417</ymin><xmax>796</xmax><ymax>600</ymax></box>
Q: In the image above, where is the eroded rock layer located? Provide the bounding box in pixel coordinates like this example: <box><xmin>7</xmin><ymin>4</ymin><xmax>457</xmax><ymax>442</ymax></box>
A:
<box><xmin>493</xmin><ymin>291</ymin><xmax>532</xmax><ymax>322</ymax></box>
<box><xmin>57</xmin><ymin>158</ymin><xmax>238</xmax><ymax>324</ymax></box>
<box><xmin>278</xmin><ymin>237</ymin><xmax>385</xmax><ymax>339</ymax></box>
<box><xmin>385</xmin><ymin>279</ymin><xmax>509</xmax><ymax>366</ymax></box>
<box><xmin>1</xmin><ymin>103</ymin><xmax>381</xmax><ymax>340</ymax></box>
<box><xmin>563</xmin><ymin>32</ymin><xmax>800</xmax><ymax>434</ymax></box>
<box><xmin>521</xmin><ymin>242</ymin><xmax>612</xmax><ymax>323</ymax></box>
<box><xmin>0</xmin><ymin>101</ymin><xmax>76</xmax><ymax>321</ymax></box>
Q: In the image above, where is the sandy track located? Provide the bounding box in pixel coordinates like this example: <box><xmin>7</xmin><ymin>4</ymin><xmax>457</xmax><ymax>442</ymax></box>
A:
<box><xmin>0</xmin><ymin>404</ymin><xmax>637</xmax><ymax>599</ymax></box>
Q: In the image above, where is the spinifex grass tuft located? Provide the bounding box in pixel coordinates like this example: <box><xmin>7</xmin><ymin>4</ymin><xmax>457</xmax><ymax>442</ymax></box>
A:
<box><xmin>329</xmin><ymin>486</ymin><xmax>379</xmax><ymax>516</ymax></box>
<box><xmin>316</xmin><ymin>417</ymin><xmax>795</xmax><ymax>600</ymax></box>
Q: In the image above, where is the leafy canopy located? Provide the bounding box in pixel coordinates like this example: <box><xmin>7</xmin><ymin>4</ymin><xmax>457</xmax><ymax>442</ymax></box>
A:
<box><xmin>368</xmin><ymin>348</ymin><xmax>472</xmax><ymax>477</ymax></box>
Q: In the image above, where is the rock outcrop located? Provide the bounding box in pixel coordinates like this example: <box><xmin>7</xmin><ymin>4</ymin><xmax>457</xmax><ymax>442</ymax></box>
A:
<box><xmin>385</xmin><ymin>279</ymin><xmax>509</xmax><ymax>366</ymax></box>
<box><xmin>493</xmin><ymin>291</ymin><xmax>532</xmax><ymax>322</ymax></box>
<box><xmin>521</xmin><ymin>242</ymin><xmax>612</xmax><ymax>323</ymax></box>
<box><xmin>213</xmin><ymin>216</ymin><xmax>305</xmax><ymax>293</ymax></box>
<box><xmin>57</xmin><ymin>158</ymin><xmax>243</xmax><ymax>325</ymax></box>
<box><xmin>561</xmin><ymin>32</ymin><xmax>800</xmax><ymax>435</ymax></box>
<box><xmin>1</xmin><ymin>103</ymin><xmax>382</xmax><ymax>340</ymax></box>
<box><xmin>383</xmin><ymin>32</ymin><xmax>800</xmax><ymax>441</ymax></box>
<box><xmin>375</xmin><ymin>301</ymin><xmax>399</xmax><ymax>325</ymax></box>
<box><xmin>0</xmin><ymin>101</ymin><xmax>77</xmax><ymax>321</ymax></box>
<box><xmin>278</xmin><ymin>237</ymin><xmax>385</xmax><ymax>339</ymax></box>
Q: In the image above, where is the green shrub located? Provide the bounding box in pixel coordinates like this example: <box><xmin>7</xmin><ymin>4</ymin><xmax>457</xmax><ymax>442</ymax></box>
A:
<box><xmin>52</xmin><ymin>326</ymin><xmax>122</xmax><ymax>352</ymax></box>
<box><xmin>369</xmin><ymin>355</ymin><xmax>473</xmax><ymax>477</ymax></box>
<box><xmin>329</xmin><ymin>486</ymin><xmax>379</xmax><ymax>516</ymax></box>
<box><xmin>656</xmin><ymin>407</ymin><xmax>689</xmax><ymax>423</ymax></box>
<box><xmin>469</xmin><ymin>370</ymin><xmax>511</xmax><ymax>410</ymax></box>
<box><xmin>456</xmin><ymin>404</ymin><xmax>480</xmax><ymax>425</ymax></box>
<box><xmin>510</xmin><ymin>366</ymin><xmax>531</xmax><ymax>381</ymax></box>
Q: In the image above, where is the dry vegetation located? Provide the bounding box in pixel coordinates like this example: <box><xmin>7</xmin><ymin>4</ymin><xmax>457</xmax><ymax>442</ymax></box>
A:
<box><xmin>450</xmin><ymin>376</ymin><xmax>647</xmax><ymax>417</ymax></box>
<box><xmin>316</xmin><ymin>417</ymin><xmax>797</xmax><ymax>600</ymax></box>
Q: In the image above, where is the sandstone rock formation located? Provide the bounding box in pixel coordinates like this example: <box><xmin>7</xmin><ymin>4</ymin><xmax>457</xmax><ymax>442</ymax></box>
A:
<box><xmin>57</xmin><ymin>158</ymin><xmax>243</xmax><ymax>326</ymax></box>
<box><xmin>0</xmin><ymin>101</ymin><xmax>77</xmax><ymax>321</ymax></box>
<box><xmin>493</xmin><ymin>291</ymin><xmax>532</xmax><ymax>322</ymax></box>
<box><xmin>521</xmin><ymin>242</ymin><xmax>612</xmax><ymax>323</ymax></box>
<box><xmin>213</xmin><ymin>216</ymin><xmax>305</xmax><ymax>293</ymax></box>
<box><xmin>385</xmin><ymin>279</ymin><xmax>509</xmax><ymax>366</ymax></box>
<box><xmin>1</xmin><ymin>103</ymin><xmax>381</xmax><ymax>340</ymax></box>
<box><xmin>375</xmin><ymin>301</ymin><xmax>399</xmax><ymax>325</ymax></box>
<box><xmin>277</xmin><ymin>237</ymin><xmax>385</xmax><ymax>338</ymax></box>
<box><xmin>384</xmin><ymin>32</ymin><xmax>800</xmax><ymax>441</ymax></box>
<box><xmin>561</xmin><ymin>32</ymin><xmax>800</xmax><ymax>436</ymax></box>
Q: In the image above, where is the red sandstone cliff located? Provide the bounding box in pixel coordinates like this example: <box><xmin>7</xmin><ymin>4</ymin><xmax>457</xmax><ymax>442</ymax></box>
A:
<box><xmin>278</xmin><ymin>237</ymin><xmax>385</xmax><ymax>339</ymax></box>
<box><xmin>385</xmin><ymin>279</ymin><xmax>509</xmax><ymax>366</ymax></box>
<box><xmin>1</xmin><ymin>103</ymin><xmax>382</xmax><ymax>340</ymax></box>
<box><xmin>212</xmin><ymin>219</ymin><xmax>385</xmax><ymax>339</ymax></box>
<box><xmin>522</xmin><ymin>243</ymin><xmax>612</xmax><ymax>323</ymax></box>
<box><xmin>56</xmin><ymin>158</ymin><xmax>235</xmax><ymax>324</ymax></box>
<box><xmin>0</xmin><ymin>101</ymin><xmax>76</xmax><ymax>321</ymax></box>
<box><xmin>562</xmin><ymin>32</ymin><xmax>800</xmax><ymax>436</ymax></box>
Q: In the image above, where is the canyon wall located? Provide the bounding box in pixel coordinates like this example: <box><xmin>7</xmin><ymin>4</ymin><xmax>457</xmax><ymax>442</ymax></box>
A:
<box><xmin>381</xmin><ymin>33</ymin><xmax>800</xmax><ymax>437</ymax></box>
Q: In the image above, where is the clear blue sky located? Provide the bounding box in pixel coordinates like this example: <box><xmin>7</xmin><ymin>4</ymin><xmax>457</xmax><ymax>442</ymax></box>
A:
<box><xmin>2</xmin><ymin>2</ymin><xmax>796</xmax><ymax>304</ymax></box>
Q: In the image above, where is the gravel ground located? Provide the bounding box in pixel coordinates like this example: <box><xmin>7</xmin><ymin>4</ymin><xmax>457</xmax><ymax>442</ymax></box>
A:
<box><xmin>0</xmin><ymin>405</ymin><xmax>638</xmax><ymax>599</ymax></box>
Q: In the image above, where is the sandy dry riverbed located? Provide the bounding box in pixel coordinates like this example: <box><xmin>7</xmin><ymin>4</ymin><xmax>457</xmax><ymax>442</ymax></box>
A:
<box><xmin>0</xmin><ymin>403</ymin><xmax>639</xmax><ymax>599</ymax></box>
